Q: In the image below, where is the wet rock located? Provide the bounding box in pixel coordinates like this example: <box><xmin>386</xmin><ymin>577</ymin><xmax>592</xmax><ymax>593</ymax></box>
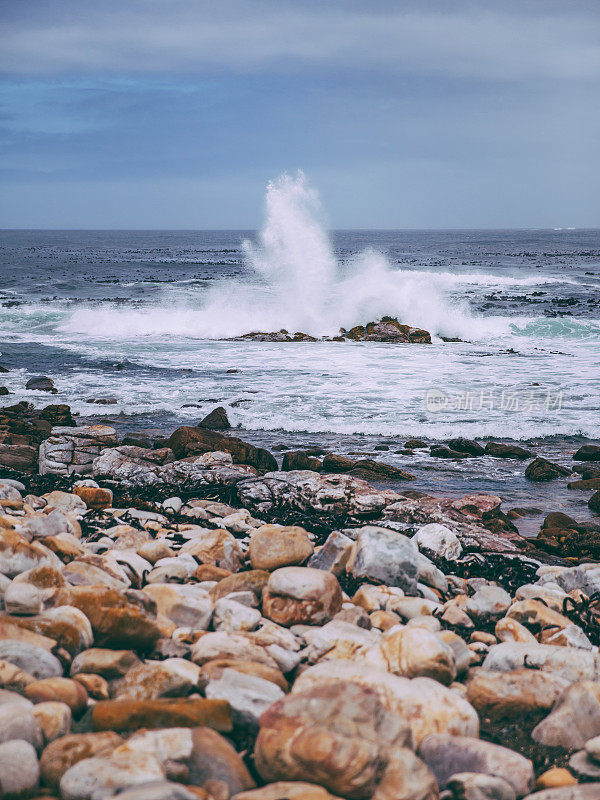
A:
<box><xmin>249</xmin><ymin>525</ymin><xmax>314</xmax><ymax>571</ymax></box>
<box><xmin>90</xmin><ymin>697</ymin><xmax>232</xmax><ymax>733</ymax></box>
<box><xmin>525</xmin><ymin>458</ymin><xmax>571</xmax><ymax>482</ymax></box>
<box><xmin>589</xmin><ymin>490</ymin><xmax>600</xmax><ymax>512</ymax></box>
<box><xmin>237</xmin><ymin>470</ymin><xmax>402</xmax><ymax>519</ymax></box>
<box><xmin>292</xmin><ymin>661</ymin><xmax>479</xmax><ymax>745</ymax></box>
<box><xmin>342</xmin><ymin>317</ymin><xmax>432</xmax><ymax>344</ymax></box>
<box><xmin>347</xmin><ymin>527</ymin><xmax>419</xmax><ymax>594</ymax></box>
<box><xmin>282</xmin><ymin>451</ymin><xmax>323</xmax><ymax>471</ymax></box>
<box><xmin>262</xmin><ymin>567</ymin><xmax>342</xmax><ymax>627</ymax></box>
<box><xmin>199</xmin><ymin>406</ymin><xmax>231</xmax><ymax>430</ymax></box>
<box><xmin>321</xmin><ymin>452</ymin><xmax>415</xmax><ymax>480</ymax></box>
<box><xmin>419</xmin><ymin>733</ymin><xmax>534</xmax><ymax>797</ymax></box>
<box><xmin>430</xmin><ymin>445</ymin><xmax>468</xmax><ymax>459</ymax></box>
<box><xmin>466</xmin><ymin>668</ymin><xmax>567</xmax><ymax>720</ymax></box>
<box><xmin>484</xmin><ymin>442</ymin><xmax>534</xmax><ymax>460</ymax></box>
<box><xmin>167</xmin><ymin>426</ymin><xmax>277</xmax><ymax>471</ymax></box>
<box><xmin>532</xmin><ymin>681</ymin><xmax>600</xmax><ymax>750</ymax></box>
<box><xmin>446</xmin><ymin>438</ymin><xmax>486</xmax><ymax>457</ymax></box>
<box><xmin>574</xmin><ymin>445</ymin><xmax>600</xmax><ymax>461</ymax></box>
<box><xmin>0</xmin><ymin>739</ymin><xmax>40</xmax><ymax>797</ymax></box>
<box><xmin>59</xmin><ymin>750</ymin><xmax>166</xmax><ymax>800</ymax></box>
<box><xmin>26</xmin><ymin>375</ymin><xmax>55</xmax><ymax>392</ymax></box>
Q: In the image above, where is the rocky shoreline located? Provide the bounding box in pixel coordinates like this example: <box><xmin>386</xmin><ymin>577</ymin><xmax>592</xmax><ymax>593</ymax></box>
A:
<box><xmin>0</xmin><ymin>398</ymin><xmax>600</xmax><ymax>798</ymax></box>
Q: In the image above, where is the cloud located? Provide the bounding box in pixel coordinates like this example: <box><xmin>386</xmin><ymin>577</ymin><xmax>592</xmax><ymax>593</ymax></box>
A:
<box><xmin>1</xmin><ymin>0</ymin><xmax>599</xmax><ymax>81</ymax></box>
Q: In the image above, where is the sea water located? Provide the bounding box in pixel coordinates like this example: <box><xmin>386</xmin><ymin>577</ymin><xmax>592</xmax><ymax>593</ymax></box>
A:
<box><xmin>1</xmin><ymin>172</ymin><xmax>599</xmax><ymax>530</ymax></box>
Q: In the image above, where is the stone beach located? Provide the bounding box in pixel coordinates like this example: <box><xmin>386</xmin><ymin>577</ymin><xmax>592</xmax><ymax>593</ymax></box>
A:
<box><xmin>0</xmin><ymin>388</ymin><xmax>600</xmax><ymax>799</ymax></box>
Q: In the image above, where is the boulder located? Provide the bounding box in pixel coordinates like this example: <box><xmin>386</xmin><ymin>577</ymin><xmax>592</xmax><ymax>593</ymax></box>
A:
<box><xmin>167</xmin><ymin>426</ymin><xmax>277</xmax><ymax>471</ymax></box>
<box><xmin>342</xmin><ymin>318</ymin><xmax>432</xmax><ymax>344</ymax></box>
<box><xmin>254</xmin><ymin>681</ymin><xmax>421</xmax><ymax>799</ymax></box>
<box><xmin>292</xmin><ymin>661</ymin><xmax>479</xmax><ymax>745</ymax></box>
<box><xmin>26</xmin><ymin>375</ymin><xmax>55</xmax><ymax>392</ymax></box>
<box><xmin>378</xmin><ymin>627</ymin><xmax>457</xmax><ymax>685</ymax></box>
<box><xmin>466</xmin><ymin>668</ymin><xmax>568</xmax><ymax>720</ymax></box>
<box><xmin>142</xmin><ymin>584</ymin><xmax>213</xmax><ymax>630</ymax></box>
<box><xmin>414</xmin><ymin>524</ymin><xmax>463</xmax><ymax>560</ymax></box>
<box><xmin>574</xmin><ymin>445</ymin><xmax>600</xmax><ymax>462</ymax></box>
<box><xmin>484</xmin><ymin>443</ymin><xmax>533</xmax><ymax>460</ymax></box>
<box><xmin>282</xmin><ymin>451</ymin><xmax>323</xmax><ymax>471</ymax></box>
<box><xmin>525</xmin><ymin>458</ymin><xmax>571</xmax><ymax>482</ymax></box>
<box><xmin>308</xmin><ymin>531</ymin><xmax>354</xmax><ymax>575</ymax></box>
<box><xmin>206</xmin><ymin>668</ymin><xmax>285</xmax><ymax>731</ymax></box>
<box><xmin>109</xmin><ymin>658</ymin><xmax>201</xmax><ymax>701</ymax></box>
<box><xmin>199</xmin><ymin>406</ymin><xmax>231</xmax><ymax>430</ymax></box>
<box><xmin>237</xmin><ymin>470</ymin><xmax>402</xmax><ymax>519</ymax></box>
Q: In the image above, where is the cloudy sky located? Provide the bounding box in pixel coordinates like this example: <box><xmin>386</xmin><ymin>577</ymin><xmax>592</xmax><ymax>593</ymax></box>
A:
<box><xmin>0</xmin><ymin>0</ymin><xmax>598</xmax><ymax>228</ymax></box>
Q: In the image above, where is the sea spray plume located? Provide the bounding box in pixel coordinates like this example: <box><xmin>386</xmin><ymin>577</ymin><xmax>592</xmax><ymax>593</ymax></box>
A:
<box><xmin>241</xmin><ymin>170</ymin><xmax>337</xmax><ymax>333</ymax></box>
<box><xmin>58</xmin><ymin>171</ymin><xmax>513</xmax><ymax>340</ymax></box>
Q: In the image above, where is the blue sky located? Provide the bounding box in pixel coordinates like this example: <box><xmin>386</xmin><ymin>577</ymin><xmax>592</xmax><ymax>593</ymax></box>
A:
<box><xmin>0</xmin><ymin>0</ymin><xmax>598</xmax><ymax>228</ymax></box>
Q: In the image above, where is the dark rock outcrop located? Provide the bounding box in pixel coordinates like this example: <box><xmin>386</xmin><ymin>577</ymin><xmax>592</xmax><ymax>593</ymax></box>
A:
<box><xmin>167</xmin><ymin>426</ymin><xmax>277</xmax><ymax>472</ymax></box>
<box><xmin>342</xmin><ymin>317</ymin><xmax>431</xmax><ymax>343</ymax></box>
<box><xmin>525</xmin><ymin>457</ymin><xmax>571</xmax><ymax>482</ymax></box>
<box><xmin>484</xmin><ymin>442</ymin><xmax>534</xmax><ymax>460</ymax></box>
<box><xmin>199</xmin><ymin>406</ymin><xmax>231</xmax><ymax>430</ymax></box>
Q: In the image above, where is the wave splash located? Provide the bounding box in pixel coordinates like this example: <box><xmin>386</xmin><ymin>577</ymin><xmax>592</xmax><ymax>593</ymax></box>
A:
<box><xmin>60</xmin><ymin>171</ymin><xmax>576</xmax><ymax>342</ymax></box>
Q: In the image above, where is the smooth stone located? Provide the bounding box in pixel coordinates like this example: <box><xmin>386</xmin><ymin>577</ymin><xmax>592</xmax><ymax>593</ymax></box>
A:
<box><xmin>60</xmin><ymin>750</ymin><xmax>166</xmax><ymax>800</ymax></box>
<box><xmin>232</xmin><ymin>783</ymin><xmax>345</xmax><ymax>800</ymax></box>
<box><xmin>532</xmin><ymin>681</ymin><xmax>600</xmax><ymax>750</ymax></box>
<box><xmin>206</xmin><ymin>668</ymin><xmax>285</xmax><ymax>730</ymax></box>
<box><xmin>25</xmin><ymin>677</ymin><xmax>88</xmax><ymax>716</ymax></box>
<box><xmin>347</xmin><ymin>526</ymin><xmax>420</xmax><ymax>594</ymax></box>
<box><xmin>466</xmin><ymin>585</ymin><xmax>511</xmax><ymax>623</ymax></box>
<box><xmin>90</xmin><ymin>697</ymin><xmax>232</xmax><ymax>734</ymax></box>
<box><xmin>213</xmin><ymin>598</ymin><xmax>262</xmax><ymax>632</ymax></box>
<box><xmin>33</xmin><ymin>700</ymin><xmax>72</xmax><ymax>742</ymax></box>
<box><xmin>4</xmin><ymin>581</ymin><xmax>44</xmax><ymax>615</ymax></box>
<box><xmin>482</xmin><ymin>643</ymin><xmax>599</xmax><ymax>684</ymax></box>
<box><xmin>109</xmin><ymin>658</ymin><xmax>201</xmax><ymax>701</ymax></box>
<box><xmin>249</xmin><ymin>525</ymin><xmax>314</xmax><ymax>571</ymax></box>
<box><xmin>307</xmin><ymin>531</ymin><xmax>354</xmax><ymax>575</ymax></box>
<box><xmin>262</xmin><ymin>567</ymin><xmax>342</xmax><ymax>627</ymax></box>
<box><xmin>142</xmin><ymin>584</ymin><xmax>213</xmax><ymax>631</ymax></box>
<box><xmin>104</xmin><ymin>782</ymin><xmax>204</xmax><ymax>800</ymax></box>
<box><xmin>0</xmin><ymin>639</ymin><xmax>63</xmax><ymax>679</ymax></box>
<box><xmin>0</xmin><ymin>739</ymin><xmax>40</xmax><ymax>797</ymax></box>
<box><xmin>71</xmin><ymin>648</ymin><xmax>141</xmax><ymax>679</ymax></box>
<box><xmin>415</xmin><ymin>523</ymin><xmax>463</xmax><ymax>560</ymax></box>
<box><xmin>0</xmin><ymin>701</ymin><xmax>43</xmax><ymax>749</ymax></box>
<box><xmin>191</xmin><ymin>632</ymin><xmax>278</xmax><ymax>669</ymax></box>
<box><xmin>378</xmin><ymin>626</ymin><xmax>457</xmax><ymax>685</ymax></box>
<box><xmin>419</xmin><ymin>733</ymin><xmax>534</xmax><ymax>797</ymax></box>
<box><xmin>40</xmin><ymin>731</ymin><xmax>124</xmax><ymax>789</ymax></box>
<box><xmin>466</xmin><ymin>668</ymin><xmax>568</xmax><ymax>720</ymax></box>
<box><xmin>447</xmin><ymin>772</ymin><xmax>516</xmax><ymax>800</ymax></box>
<box><xmin>292</xmin><ymin>660</ymin><xmax>479</xmax><ymax>745</ymax></box>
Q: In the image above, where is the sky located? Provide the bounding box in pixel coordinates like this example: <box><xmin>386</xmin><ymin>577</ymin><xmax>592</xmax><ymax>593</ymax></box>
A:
<box><xmin>0</xmin><ymin>0</ymin><xmax>599</xmax><ymax>229</ymax></box>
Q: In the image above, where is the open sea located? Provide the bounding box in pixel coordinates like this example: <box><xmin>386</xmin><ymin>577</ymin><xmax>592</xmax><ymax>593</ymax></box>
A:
<box><xmin>1</xmin><ymin>178</ymin><xmax>599</xmax><ymax>533</ymax></box>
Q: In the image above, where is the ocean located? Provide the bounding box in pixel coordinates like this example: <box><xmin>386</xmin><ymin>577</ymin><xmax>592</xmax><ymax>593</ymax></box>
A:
<box><xmin>1</xmin><ymin>175</ymin><xmax>599</xmax><ymax>533</ymax></box>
